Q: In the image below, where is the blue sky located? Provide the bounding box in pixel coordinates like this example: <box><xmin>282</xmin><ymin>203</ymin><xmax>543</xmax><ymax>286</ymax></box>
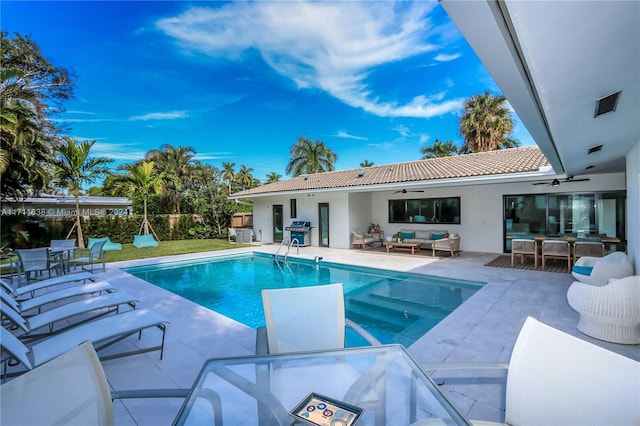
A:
<box><xmin>3</xmin><ymin>1</ymin><xmax>534</xmax><ymax>183</ymax></box>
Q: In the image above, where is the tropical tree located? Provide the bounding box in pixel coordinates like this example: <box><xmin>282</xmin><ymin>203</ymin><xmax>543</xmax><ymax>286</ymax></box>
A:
<box><xmin>420</xmin><ymin>139</ymin><xmax>460</xmax><ymax>159</ymax></box>
<box><xmin>221</xmin><ymin>162</ymin><xmax>235</xmax><ymax>193</ymax></box>
<box><xmin>1</xmin><ymin>31</ymin><xmax>74</xmax><ymax>199</ymax></box>
<box><xmin>52</xmin><ymin>137</ymin><xmax>112</xmax><ymax>247</ymax></box>
<box><xmin>116</xmin><ymin>161</ymin><xmax>162</xmax><ymax>237</ymax></box>
<box><xmin>264</xmin><ymin>172</ymin><xmax>281</xmax><ymax>184</ymax></box>
<box><xmin>360</xmin><ymin>160</ymin><xmax>374</xmax><ymax>167</ymax></box>
<box><xmin>234</xmin><ymin>164</ymin><xmax>257</xmax><ymax>191</ymax></box>
<box><xmin>459</xmin><ymin>91</ymin><xmax>519</xmax><ymax>152</ymax></box>
<box><xmin>146</xmin><ymin>144</ymin><xmax>195</xmax><ymax>214</ymax></box>
<box><xmin>285</xmin><ymin>136</ymin><xmax>337</xmax><ymax>177</ymax></box>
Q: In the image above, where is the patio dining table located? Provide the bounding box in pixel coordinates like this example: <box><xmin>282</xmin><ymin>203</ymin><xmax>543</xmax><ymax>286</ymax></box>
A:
<box><xmin>173</xmin><ymin>344</ymin><xmax>471</xmax><ymax>426</ymax></box>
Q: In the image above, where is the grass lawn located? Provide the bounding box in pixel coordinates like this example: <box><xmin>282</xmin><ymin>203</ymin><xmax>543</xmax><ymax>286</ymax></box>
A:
<box><xmin>0</xmin><ymin>239</ymin><xmax>252</xmax><ymax>274</ymax></box>
<box><xmin>104</xmin><ymin>238</ymin><xmax>252</xmax><ymax>262</ymax></box>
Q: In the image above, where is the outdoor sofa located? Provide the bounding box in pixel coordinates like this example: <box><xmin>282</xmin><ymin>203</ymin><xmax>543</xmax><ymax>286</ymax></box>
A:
<box><xmin>393</xmin><ymin>229</ymin><xmax>461</xmax><ymax>257</ymax></box>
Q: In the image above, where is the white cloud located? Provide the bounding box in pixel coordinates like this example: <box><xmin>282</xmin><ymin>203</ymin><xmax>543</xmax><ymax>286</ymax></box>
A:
<box><xmin>129</xmin><ymin>111</ymin><xmax>188</xmax><ymax>121</ymax></box>
<box><xmin>91</xmin><ymin>142</ymin><xmax>149</xmax><ymax>161</ymax></box>
<box><xmin>334</xmin><ymin>131</ymin><xmax>368</xmax><ymax>141</ymax></box>
<box><xmin>156</xmin><ymin>1</ymin><xmax>462</xmax><ymax>119</ymax></box>
<box><xmin>434</xmin><ymin>53</ymin><xmax>461</xmax><ymax>62</ymax></box>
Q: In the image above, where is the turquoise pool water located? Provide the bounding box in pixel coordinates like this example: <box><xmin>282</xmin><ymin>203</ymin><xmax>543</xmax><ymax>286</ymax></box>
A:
<box><xmin>124</xmin><ymin>253</ymin><xmax>483</xmax><ymax>346</ymax></box>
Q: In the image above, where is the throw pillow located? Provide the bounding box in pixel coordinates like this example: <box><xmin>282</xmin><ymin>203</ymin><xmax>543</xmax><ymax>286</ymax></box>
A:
<box><xmin>431</xmin><ymin>233</ymin><xmax>448</xmax><ymax>240</ymax></box>
<box><xmin>398</xmin><ymin>231</ymin><xmax>414</xmax><ymax>239</ymax></box>
<box><xmin>572</xmin><ymin>265</ymin><xmax>593</xmax><ymax>276</ymax></box>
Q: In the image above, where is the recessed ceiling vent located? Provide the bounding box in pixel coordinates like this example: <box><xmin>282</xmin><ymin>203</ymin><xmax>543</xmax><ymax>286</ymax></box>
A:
<box><xmin>595</xmin><ymin>91</ymin><xmax>621</xmax><ymax>117</ymax></box>
<box><xmin>588</xmin><ymin>144</ymin><xmax>603</xmax><ymax>155</ymax></box>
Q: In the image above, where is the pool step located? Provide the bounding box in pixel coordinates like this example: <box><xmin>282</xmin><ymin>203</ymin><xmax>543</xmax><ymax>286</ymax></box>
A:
<box><xmin>346</xmin><ymin>291</ymin><xmax>453</xmax><ymax>332</ymax></box>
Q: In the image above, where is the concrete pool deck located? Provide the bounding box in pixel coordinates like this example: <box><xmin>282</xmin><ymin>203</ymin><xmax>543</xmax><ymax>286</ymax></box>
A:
<box><xmin>52</xmin><ymin>245</ymin><xmax>639</xmax><ymax>424</ymax></box>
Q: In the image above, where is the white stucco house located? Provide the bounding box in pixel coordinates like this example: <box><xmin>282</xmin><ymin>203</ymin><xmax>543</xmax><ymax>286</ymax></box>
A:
<box><xmin>231</xmin><ymin>1</ymin><xmax>639</xmax><ymax>273</ymax></box>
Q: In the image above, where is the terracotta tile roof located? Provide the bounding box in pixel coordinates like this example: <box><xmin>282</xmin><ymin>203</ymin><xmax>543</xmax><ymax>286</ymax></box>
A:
<box><xmin>232</xmin><ymin>146</ymin><xmax>550</xmax><ymax>197</ymax></box>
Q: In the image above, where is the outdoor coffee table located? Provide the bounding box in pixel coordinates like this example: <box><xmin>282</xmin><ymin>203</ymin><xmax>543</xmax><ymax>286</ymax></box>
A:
<box><xmin>384</xmin><ymin>241</ymin><xmax>421</xmax><ymax>254</ymax></box>
<box><xmin>173</xmin><ymin>344</ymin><xmax>471</xmax><ymax>425</ymax></box>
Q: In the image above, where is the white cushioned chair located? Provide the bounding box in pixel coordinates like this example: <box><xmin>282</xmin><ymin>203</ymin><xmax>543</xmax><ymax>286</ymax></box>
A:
<box><xmin>571</xmin><ymin>251</ymin><xmax>634</xmax><ymax>286</ymax></box>
<box><xmin>422</xmin><ymin>317</ymin><xmax>640</xmax><ymax>425</ymax></box>
<box><xmin>567</xmin><ymin>275</ymin><xmax>640</xmax><ymax>344</ymax></box>
<box><xmin>350</xmin><ymin>232</ymin><xmax>374</xmax><ymax>249</ymax></box>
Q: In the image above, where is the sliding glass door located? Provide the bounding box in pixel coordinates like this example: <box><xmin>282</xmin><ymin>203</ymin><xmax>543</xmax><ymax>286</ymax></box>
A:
<box><xmin>503</xmin><ymin>191</ymin><xmax>626</xmax><ymax>252</ymax></box>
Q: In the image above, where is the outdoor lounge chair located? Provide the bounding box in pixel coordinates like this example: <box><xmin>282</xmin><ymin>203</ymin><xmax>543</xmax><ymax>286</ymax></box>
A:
<box><xmin>1</xmin><ymin>341</ymin><xmax>190</xmax><ymax>424</ymax></box>
<box><xmin>422</xmin><ymin>317</ymin><xmax>640</xmax><ymax>425</ymax></box>
<box><xmin>567</xmin><ymin>275</ymin><xmax>640</xmax><ymax>344</ymax></box>
<box><xmin>15</xmin><ymin>247</ymin><xmax>62</xmax><ymax>281</ymax></box>
<box><xmin>1</xmin><ymin>308</ymin><xmax>168</xmax><ymax>378</ymax></box>
<box><xmin>1</xmin><ymin>271</ymin><xmax>95</xmax><ymax>298</ymax></box>
<box><xmin>1</xmin><ymin>280</ymin><xmax>114</xmax><ymax>314</ymax></box>
<box><xmin>256</xmin><ymin>283</ymin><xmax>380</xmax><ymax>354</ymax></box>
<box><xmin>68</xmin><ymin>240</ymin><xmax>107</xmax><ymax>272</ymax></box>
<box><xmin>1</xmin><ymin>289</ymin><xmax>137</xmax><ymax>336</ymax></box>
<box><xmin>571</xmin><ymin>251</ymin><xmax>634</xmax><ymax>286</ymax></box>
<box><xmin>350</xmin><ymin>232</ymin><xmax>375</xmax><ymax>249</ymax></box>
<box><xmin>133</xmin><ymin>234</ymin><xmax>159</xmax><ymax>248</ymax></box>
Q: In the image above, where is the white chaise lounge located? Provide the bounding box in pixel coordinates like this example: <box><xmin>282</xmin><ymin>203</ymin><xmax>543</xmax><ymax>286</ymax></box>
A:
<box><xmin>1</xmin><ymin>290</ymin><xmax>137</xmax><ymax>336</ymax></box>
<box><xmin>1</xmin><ymin>280</ymin><xmax>114</xmax><ymax>314</ymax></box>
<box><xmin>1</xmin><ymin>308</ymin><xmax>168</xmax><ymax>378</ymax></box>
<box><xmin>1</xmin><ymin>271</ymin><xmax>96</xmax><ymax>298</ymax></box>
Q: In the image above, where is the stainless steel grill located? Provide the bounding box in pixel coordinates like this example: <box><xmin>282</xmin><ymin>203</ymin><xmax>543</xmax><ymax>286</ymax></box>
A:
<box><xmin>285</xmin><ymin>221</ymin><xmax>312</xmax><ymax>246</ymax></box>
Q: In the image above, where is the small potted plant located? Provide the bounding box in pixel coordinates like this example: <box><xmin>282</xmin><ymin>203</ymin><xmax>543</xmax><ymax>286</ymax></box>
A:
<box><xmin>369</xmin><ymin>223</ymin><xmax>381</xmax><ymax>233</ymax></box>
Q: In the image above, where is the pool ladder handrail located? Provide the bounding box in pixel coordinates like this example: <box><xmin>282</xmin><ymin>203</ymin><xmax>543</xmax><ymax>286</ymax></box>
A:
<box><xmin>275</xmin><ymin>238</ymin><xmax>300</xmax><ymax>263</ymax></box>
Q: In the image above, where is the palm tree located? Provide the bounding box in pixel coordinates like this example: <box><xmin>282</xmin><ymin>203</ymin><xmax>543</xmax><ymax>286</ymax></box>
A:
<box><xmin>146</xmin><ymin>144</ymin><xmax>195</xmax><ymax>214</ymax></box>
<box><xmin>53</xmin><ymin>137</ymin><xmax>112</xmax><ymax>247</ymax></box>
<box><xmin>459</xmin><ymin>91</ymin><xmax>519</xmax><ymax>152</ymax></box>
<box><xmin>221</xmin><ymin>162</ymin><xmax>235</xmax><ymax>193</ymax></box>
<box><xmin>117</xmin><ymin>161</ymin><xmax>162</xmax><ymax>237</ymax></box>
<box><xmin>360</xmin><ymin>160</ymin><xmax>374</xmax><ymax>167</ymax></box>
<box><xmin>234</xmin><ymin>164</ymin><xmax>256</xmax><ymax>191</ymax></box>
<box><xmin>265</xmin><ymin>172</ymin><xmax>281</xmax><ymax>184</ymax></box>
<box><xmin>420</xmin><ymin>139</ymin><xmax>460</xmax><ymax>159</ymax></box>
<box><xmin>285</xmin><ymin>136</ymin><xmax>337</xmax><ymax>177</ymax></box>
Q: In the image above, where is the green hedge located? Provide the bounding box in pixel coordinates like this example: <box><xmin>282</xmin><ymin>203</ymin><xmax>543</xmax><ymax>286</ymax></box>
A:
<box><xmin>1</xmin><ymin>214</ymin><xmax>203</xmax><ymax>249</ymax></box>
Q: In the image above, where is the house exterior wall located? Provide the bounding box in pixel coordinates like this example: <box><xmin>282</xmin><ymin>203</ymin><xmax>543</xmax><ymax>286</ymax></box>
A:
<box><xmin>627</xmin><ymin>140</ymin><xmax>640</xmax><ymax>272</ymax></box>
<box><xmin>251</xmin><ymin>172</ymin><xmax>625</xmax><ymax>253</ymax></box>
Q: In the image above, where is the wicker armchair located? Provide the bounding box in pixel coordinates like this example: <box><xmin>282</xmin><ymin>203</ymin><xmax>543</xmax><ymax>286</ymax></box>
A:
<box><xmin>567</xmin><ymin>275</ymin><xmax>640</xmax><ymax>344</ymax></box>
<box><xmin>571</xmin><ymin>251</ymin><xmax>634</xmax><ymax>286</ymax></box>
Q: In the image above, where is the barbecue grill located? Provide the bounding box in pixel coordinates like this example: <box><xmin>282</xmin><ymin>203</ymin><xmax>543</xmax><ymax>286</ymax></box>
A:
<box><xmin>285</xmin><ymin>221</ymin><xmax>312</xmax><ymax>246</ymax></box>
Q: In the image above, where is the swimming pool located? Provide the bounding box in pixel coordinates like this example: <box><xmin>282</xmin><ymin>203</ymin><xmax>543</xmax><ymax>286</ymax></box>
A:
<box><xmin>124</xmin><ymin>253</ymin><xmax>483</xmax><ymax>346</ymax></box>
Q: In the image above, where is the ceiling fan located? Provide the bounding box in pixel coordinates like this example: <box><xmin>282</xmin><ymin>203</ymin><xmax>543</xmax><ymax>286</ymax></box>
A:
<box><xmin>393</xmin><ymin>188</ymin><xmax>425</xmax><ymax>194</ymax></box>
<box><xmin>532</xmin><ymin>176</ymin><xmax>590</xmax><ymax>187</ymax></box>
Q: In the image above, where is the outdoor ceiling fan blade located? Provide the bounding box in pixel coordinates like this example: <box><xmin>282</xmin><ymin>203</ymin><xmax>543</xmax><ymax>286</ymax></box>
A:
<box><xmin>566</xmin><ymin>178</ymin><xmax>590</xmax><ymax>183</ymax></box>
<box><xmin>532</xmin><ymin>182</ymin><xmax>549</xmax><ymax>185</ymax></box>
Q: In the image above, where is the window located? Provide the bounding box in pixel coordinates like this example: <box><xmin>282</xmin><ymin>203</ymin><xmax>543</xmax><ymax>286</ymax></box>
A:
<box><xmin>503</xmin><ymin>191</ymin><xmax>626</xmax><ymax>252</ymax></box>
<box><xmin>389</xmin><ymin>197</ymin><xmax>461</xmax><ymax>224</ymax></box>
<box><xmin>290</xmin><ymin>199</ymin><xmax>297</xmax><ymax>218</ymax></box>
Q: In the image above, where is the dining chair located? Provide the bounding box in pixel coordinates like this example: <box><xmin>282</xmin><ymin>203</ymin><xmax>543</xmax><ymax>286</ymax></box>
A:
<box><xmin>573</xmin><ymin>239</ymin><xmax>605</xmax><ymax>264</ymax></box>
<box><xmin>511</xmin><ymin>238</ymin><xmax>537</xmax><ymax>268</ymax></box>
<box><xmin>15</xmin><ymin>248</ymin><xmax>61</xmax><ymax>281</ymax></box>
<box><xmin>50</xmin><ymin>239</ymin><xmax>77</xmax><ymax>273</ymax></box>
<box><xmin>541</xmin><ymin>239</ymin><xmax>571</xmax><ymax>272</ymax></box>
<box><xmin>257</xmin><ymin>283</ymin><xmax>380</xmax><ymax>354</ymax></box>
